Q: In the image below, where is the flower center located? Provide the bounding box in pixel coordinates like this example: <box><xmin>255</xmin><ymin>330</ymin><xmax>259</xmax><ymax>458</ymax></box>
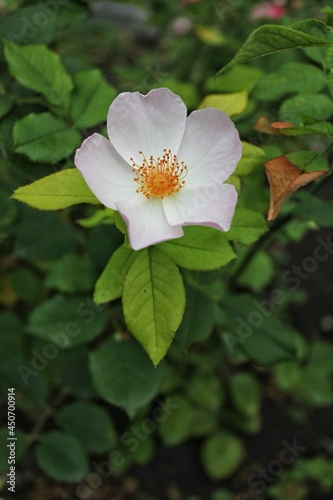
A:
<box><xmin>131</xmin><ymin>149</ymin><xmax>188</xmax><ymax>199</ymax></box>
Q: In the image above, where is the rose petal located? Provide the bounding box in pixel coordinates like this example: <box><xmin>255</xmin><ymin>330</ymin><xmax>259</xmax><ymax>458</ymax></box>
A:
<box><xmin>74</xmin><ymin>133</ymin><xmax>135</xmax><ymax>209</ymax></box>
<box><xmin>163</xmin><ymin>183</ymin><xmax>238</xmax><ymax>231</ymax></box>
<box><xmin>107</xmin><ymin>88</ymin><xmax>187</xmax><ymax>165</ymax></box>
<box><xmin>116</xmin><ymin>194</ymin><xmax>184</xmax><ymax>250</ymax></box>
<box><xmin>178</xmin><ymin>108</ymin><xmax>242</xmax><ymax>187</ymax></box>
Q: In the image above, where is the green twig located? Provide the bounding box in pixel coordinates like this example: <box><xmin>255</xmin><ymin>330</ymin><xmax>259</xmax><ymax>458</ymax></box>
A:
<box><xmin>27</xmin><ymin>388</ymin><xmax>70</xmax><ymax>445</ymax></box>
<box><xmin>230</xmin><ymin>212</ymin><xmax>292</xmax><ymax>288</ymax></box>
<box><xmin>230</xmin><ymin>165</ymin><xmax>333</xmax><ymax>288</ymax></box>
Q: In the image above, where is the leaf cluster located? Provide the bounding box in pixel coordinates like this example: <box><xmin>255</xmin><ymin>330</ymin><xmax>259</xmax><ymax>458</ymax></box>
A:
<box><xmin>1</xmin><ymin>2</ymin><xmax>333</xmax><ymax>495</ymax></box>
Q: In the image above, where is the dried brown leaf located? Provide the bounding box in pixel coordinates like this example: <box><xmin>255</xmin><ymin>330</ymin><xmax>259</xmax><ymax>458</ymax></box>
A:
<box><xmin>254</xmin><ymin>116</ymin><xmax>294</xmax><ymax>135</ymax></box>
<box><xmin>264</xmin><ymin>155</ymin><xmax>326</xmax><ymax>221</ymax></box>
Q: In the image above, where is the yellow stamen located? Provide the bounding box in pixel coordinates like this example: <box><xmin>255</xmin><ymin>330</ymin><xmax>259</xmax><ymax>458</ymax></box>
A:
<box><xmin>131</xmin><ymin>149</ymin><xmax>188</xmax><ymax>199</ymax></box>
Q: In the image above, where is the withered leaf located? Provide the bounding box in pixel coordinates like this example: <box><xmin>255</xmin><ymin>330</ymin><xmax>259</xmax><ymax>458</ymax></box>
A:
<box><xmin>265</xmin><ymin>155</ymin><xmax>327</xmax><ymax>221</ymax></box>
<box><xmin>254</xmin><ymin>116</ymin><xmax>294</xmax><ymax>135</ymax></box>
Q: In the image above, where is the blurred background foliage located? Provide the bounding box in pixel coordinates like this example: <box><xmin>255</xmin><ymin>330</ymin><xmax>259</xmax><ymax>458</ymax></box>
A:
<box><xmin>0</xmin><ymin>0</ymin><xmax>333</xmax><ymax>499</ymax></box>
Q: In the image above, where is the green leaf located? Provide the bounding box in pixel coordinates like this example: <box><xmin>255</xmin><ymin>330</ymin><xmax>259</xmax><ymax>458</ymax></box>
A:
<box><xmin>201</xmin><ymin>431</ymin><xmax>244</xmax><ymax>480</ymax></box>
<box><xmin>325</xmin><ymin>45</ymin><xmax>333</xmax><ymax>68</ymax></box>
<box><xmin>0</xmin><ymin>113</ymin><xmax>51</xmax><ymax>181</ymax></box>
<box><xmin>294</xmin><ymin>192</ymin><xmax>333</xmax><ymax>227</ymax></box>
<box><xmin>87</xmin><ymin>225</ymin><xmax>124</xmax><ymax>271</ymax></box>
<box><xmin>226</xmin><ymin>175</ymin><xmax>240</xmax><ymax>193</ymax></box>
<box><xmin>274</xmin><ymin>363</ymin><xmax>303</xmax><ymax>393</ymax></box>
<box><xmin>158</xmin><ymin>394</ymin><xmax>193</xmax><ymax>446</ymax></box>
<box><xmin>226</xmin><ymin>207</ymin><xmax>268</xmax><ymax>245</ymax></box>
<box><xmin>123</xmin><ymin>248</ymin><xmax>185</xmax><ymax>365</ymax></box>
<box><xmin>0</xmin><ymin>96</ymin><xmax>13</xmax><ymax>119</ymax></box>
<box><xmin>322</xmin><ymin>6</ymin><xmax>333</xmax><ymax>26</ymax></box>
<box><xmin>224</xmin><ymin>294</ymin><xmax>304</xmax><ymax>366</ymax></box>
<box><xmin>285</xmin><ymin>150</ymin><xmax>329</xmax><ymax>172</ymax></box>
<box><xmin>279</xmin><ymin>94</ymin><xmax>333</xmax><ymax>126</ymax></box>
<box><xmin>94</xmin><ymin>245</ymin><xmax>136</xmax><ymax>305</ymax></box>
<box><xmin>4</xmin><ymin>41</ymin><xmax>73</xmax><ymax>107</ymax></box>
<box><xmin>211</xmin><ymin>489</ymin><xmax>233</xmax><ymax>500</ymax></box>
<box><xmin>229</xmin><ymin>372</ymin><xmax>261</xmax><ymax>418</ymax></box>
<box><xmin>188</xmin><ymin>374</ymin><xmax>224</xmax><ymax>412</ymax></box>
<box><xmin>0</xmin><ymin>363</ymin><xmax>47</xmax><ymax>408</ymax></box>
<box><xmin>35</xmin><ymin>431</ymin><xmax>89</xmax><ymax>482</ymax></box>
<box><xmin>132</xmin><ymin>435</ymin><xmax>155</xmax><ymax>465</ymax></box>
<box><xmin>13</xmin><ymin>113</ymin><xmax>81</xmax><ymax>163</ymax></box>
<box><xmin>253</xmin><ymin>62</ymin><xmax>326</xmax><ymax>101</ymax></box>
<box><xmin>54</xmin><ymin>402</ymin><xmax>117</xmax><ymax>453</ymax></box>
<box><xmin>278</xmin><ymin>120</ymin><xmax>333</xmax><ymax>137</ymax></box>
<box><xmin>26</xmin><ymin>295</ymin><xmax>108</xmax><ymax>348</ymax></box>
<box><xmin>224</xmin><ymin>407</ymin><xmax>261</xmax><ymax>435</ymax></box>
<box><xmin>195</xmin><ymin>25</ymin><xmax>226</xmax><ymax>46</ymax></box>
<box><xmin>198</xmin><ymin>92</ymin><xmax>248</xmax><ymax>117</ymax></box>
<box><xmin>157</xmin><ymin>226</ymin><xmax>236</xmax><ymax>271</ymax></box>
<box><xmin>89</xmin><ymin>337</ymin><xmax>165</xmax><ymax>418</ymax></box>
<box><xmin>12</xmin><ymin>168</ymin><xmax>99</xmax><ymax>210</ymax></box>
<box><xmin>293</xmin><ymin>341</ymin><xmax>333</xmax><ymax>406</ymax></box>
<box><xmin>176</xmin><ymin>285</ymin><xmax>216</xmax><ymax>347</ymax></box>
<box><xmin>114</xmin><ymin>211</ymin><xmax>128</xmax><ymax>235</ymax></box>
<box><xmin>0</xmin><ymin>6</ymin><xmax>56</xmax><ymax>45</ymax></box>
<box><xmin>183</xmin><ymin>271</ymin><xmax>226</xmax><ymax>301</ymax></box>
<box><xmin>61</xmin><ymin>347</ymin><xmax>96</xmax><ymax>399</ymax></box>
<box><xmin>46</xmin><ymin>253</ymin><xmax>97</xmax><ymax>294</ymax></box>
<box><xmin>217</xmin><ymin>20</ymin><xmax>333</xmax><ymax>76</ymax></box>
<box><xmin>0</xmin><ymin>187</ymin><xmax>17</xmax><ymax>232</ymax></box>
<box><xmin>0</xmin><ymin>313</ymin><xmax>23</xmax><ymax>362</ymax></box>
<box><xmin>205</xmin><ymin>65</ymin><xmax>263</xmax><ymax>93</ymax></box>
<box><xmin>158</xmin><ymin>395</ymin><xmax>216</xmax><ymax>446</ymax></box>
<box><xmin>69</xmin><ymin>69</ymin><xmax>117</xmax><ymax>128</ymax></box>
<box><xmin>77</xmin><ymin>208</ymin><xmax>115</xmax><ymax>228</ymax></box>
<box><xmin>237</xmin><ymin>251</ymin><xmax>274</xmax><ymax>293</ymax></box>
<box><xmin>325</xmin><ymin>46</ymin><xmax>333</xmax><ymax>89</ymax></box>
<box><xmin>234</xmin><ymin>142</ymin><xmax>266</xmax><ymax>177</ymax></box>
<box><xmin>155</xmin><ymin>79</ymin><xmax>200</xmax><ymax>109</ymax></box>
<box><xmin>303</xmin><ymin>46</ymin><xmax>327</xmax><ymax>63</ymax></box>
<box><xmin>276</xmin><ymin>341</ymin><xmax>333</xmax><ymax>407</ymax></box>
<box><xmin>14</xmin><ymin>208</ymin><xmax>78</xmax><ymax>261</ymax></box>
<box><xmin>12</xmin><ymin>268</ymin><xmax>42</xmax><ymax>304</ymax></box>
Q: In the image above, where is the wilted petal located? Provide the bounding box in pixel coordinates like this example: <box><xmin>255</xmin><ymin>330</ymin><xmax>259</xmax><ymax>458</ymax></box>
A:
<box><xmin>116</xmin><ymin>195</ymin><xmax>184</xmax><ymax>250</ymax></box>
<box><xmin>163</xmin><ymin>183</ymin><xmax>238</xmax><ymax>231</ymax></box>
<box><xmin>107</xmin><ymin>88</ymin><xmax>187</xmax><ymax>165</ymax></box>
<box><xmin>75</xmin><ymin>133</ymin><xmax>135</xmax><ymax>209</ymax></box>
<box><xmin>178</xmin><ymin>108</ymin><xmax>242</xmax><ymax>187</ymax></box>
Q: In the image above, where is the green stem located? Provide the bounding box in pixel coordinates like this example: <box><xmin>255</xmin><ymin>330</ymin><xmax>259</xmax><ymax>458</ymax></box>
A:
<box><xmin>230</xmin><ymin>164</ymin><xmax>333</xmax><ymax>288</ymax></box>
<box><xmin>8</xmin><ymin>92</ymin><xmax>68</xmax><ymax>119</ymax></box>
<box><xmin>309</xmin><ymin>165</ymin><xmax>333</xmax><ymax>194</ymax></box>
<box><xmin>27</xmin><ymin>388</ymin><xmax>70</xmax><ymax>445</ymax></box>
<box><xmin>230</xmin><ymin>212</ymin><xmax>292</xmax><ymax>288</ymax></box>
<box><xmin>8</xmin><ymin>94</ymin><xmax>45</xmax><ymax>106</ymax></box>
